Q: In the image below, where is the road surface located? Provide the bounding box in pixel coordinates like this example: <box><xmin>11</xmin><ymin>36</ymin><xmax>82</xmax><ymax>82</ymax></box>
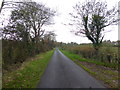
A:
<box><xmin>37</xmin><ymin>48</ymin><xmax>106</xmax><ymax>88</ymax></box>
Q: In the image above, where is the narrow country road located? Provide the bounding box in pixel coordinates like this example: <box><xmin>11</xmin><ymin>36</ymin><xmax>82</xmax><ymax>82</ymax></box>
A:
<box><xmin>37</xmin><ymin>48</ymin><xmax>106</xmax><ymax>88</ymax></box>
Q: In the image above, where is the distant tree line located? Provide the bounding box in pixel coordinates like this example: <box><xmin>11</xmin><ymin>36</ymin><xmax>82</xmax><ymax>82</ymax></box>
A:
<box><xmin>1</xmin><ymin>1</ymin><xmax>56</xmax><ymax>70</ymax></box>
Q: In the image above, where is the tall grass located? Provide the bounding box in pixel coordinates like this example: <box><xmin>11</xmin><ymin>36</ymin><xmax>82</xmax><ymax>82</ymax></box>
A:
<box><xmin>60</xmin><ymin>46</ymin><xmax>118</xmax><ymax>70</ymax></box>
<box><xmin>61</xmin><ymin>44</ymin><xmax>119</xmax><ymax>64</ymax></box>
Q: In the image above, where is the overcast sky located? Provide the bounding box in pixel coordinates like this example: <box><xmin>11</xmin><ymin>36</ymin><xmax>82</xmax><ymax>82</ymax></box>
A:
<box><xmin>37</xmin><ymin>0</ymin><xmax>119</xmax><ymax>44</ymax></box>
<box><xmin>1</xmin><ymin>0</ymin><xmax>119</xmax><ymax>44</ymax></box>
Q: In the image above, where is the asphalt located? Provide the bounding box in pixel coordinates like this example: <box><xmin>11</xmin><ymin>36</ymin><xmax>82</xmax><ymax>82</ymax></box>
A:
<box><xmin>37</xmin><ymin>48</ymin><xmax>106</xmax><ymax>88</ymax></box>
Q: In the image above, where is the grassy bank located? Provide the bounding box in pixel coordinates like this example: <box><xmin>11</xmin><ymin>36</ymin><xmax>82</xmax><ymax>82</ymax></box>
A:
<box><xmin>60</xmin><ymin>49</ymin><xmax>118</xmax><ymax>88</ymax></box>
<box><xmin>3</xmin><ymin>50</ymin><xmax>54</xmax><ymax>88</ymax></box>
<box><xmin>60</xmin><ymin>49</ymin><xmax>118</xmax><ymax>70</ymax></box>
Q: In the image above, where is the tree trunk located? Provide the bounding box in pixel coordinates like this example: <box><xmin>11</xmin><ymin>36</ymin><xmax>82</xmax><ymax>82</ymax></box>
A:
<box><xmin>93</xmin><ymin>44</ymin><xmax>100</xmax><ymax>58</ymax></box>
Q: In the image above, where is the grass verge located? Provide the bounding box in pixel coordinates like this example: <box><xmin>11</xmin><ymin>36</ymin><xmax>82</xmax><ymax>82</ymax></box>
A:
<box><xmin>3</xmin><ymin>50</ymin><xmax>54</xmax><ymax>88</ymax></box>
<box><xmin>60</xmin><ymin>49</ymin><xmax>119</xmax><ymax>88</ymax></box>
<box><xmin>60</xmin><ymin>49</ymin><xmax>118</xmax><ymax>70</ymax></box>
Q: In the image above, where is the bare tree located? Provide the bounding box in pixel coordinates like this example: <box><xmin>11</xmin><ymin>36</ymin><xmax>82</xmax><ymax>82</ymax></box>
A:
<box><xmin>2</xmin><ymin>1</ymin><xmax>56</xmax><ymax>54</ymax></box>
<box><xmin>0</xmin><ymin>0</ymin><xmax>22</xmax><ymax>13</ymax></box>
<box><xmin>44</xmin><ymin>31</ymin><xmax>56</xmax><ymax>41</ymax></box>
<box><xmin>2</xmin><ymin>1</ymin><xmax>56</xmax><ymax>42</ymax></box>
<box><xmin>16</xmin><ymin>2</ymin><xmax>56</xmax><ymax>43</ymax></box>
<box><xmin>69</xmin><ymin>0</ymin><xmax>119</xmax><ymax>51</ymax></box>
<box><xmin>0</xmin><ymin>0</ymin><xmax>4</xmax><ymax>13</ymax></box>
<box><xmin>43</xmin><ymin>31</ymin><xmax>56</xmax><ymax>49</ymax></box>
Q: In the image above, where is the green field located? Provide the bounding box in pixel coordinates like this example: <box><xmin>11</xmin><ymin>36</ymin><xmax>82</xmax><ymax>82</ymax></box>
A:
<box><xmin>3</xmin><ymin>50</ymin><xmax>54</xmax><ymax>88</ymax></box>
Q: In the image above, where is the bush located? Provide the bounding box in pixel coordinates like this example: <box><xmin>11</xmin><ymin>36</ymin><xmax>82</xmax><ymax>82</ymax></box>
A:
<box><xmin>2</xmin><ymin>37</ymin><xmax>56</xmax><ymax>71</ymax></box>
